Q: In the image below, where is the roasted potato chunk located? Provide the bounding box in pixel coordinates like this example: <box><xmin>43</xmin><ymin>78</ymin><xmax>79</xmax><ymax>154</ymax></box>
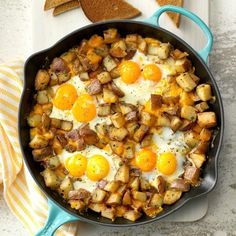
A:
<box><xmin>104</xmin><ymin>181</ymin><xmax>120</xmax><ymax>193</ymax></box>
<box><xmin>197</xmin><ymin>112</ymin><xmax>217</xmax><ymax>128</ymax></box>
<box><xmin>109</xmin><ymin>141</ymin><xmax>124</xmax><ymax>155</ymax></box>
<box><xmin>199</xmin><ymin>128</ymin><xmax>212</xmax><ymax>141</ymax></box>
<box><xmin>126</xmin><ymin>122</ymin><xmax>139</xmax><ymax>138</ymax></box>
<box><xmin>91</xmin><ymin>188</ymin><xmax>107</xmax><ymax>203</ymax></box>
<box><xmin>103</xmin><ymin>55</ymin><xmax>117</xmax><ymax>72</ymax></box>
<box><xmin>195</xmin><ymin>101</ymin><xmax>209</xmax><ymax>112</ymax></box>
<box><xmin>151</xmin><ymin>176</ymin><xmax>166</xmax><ymax>194</ymax></box>
<box><xmin>59</xmin><ymin>177</ymin><xmax>74</xmax><ymax>198</ymax></box>
<box><xmin>140</xmin><ymin>111</ymin><xmax>156</xmax><ymax>126</ymax></box>
<box><xmin>181</xmin><ymin>105</ymin><xmax>197</xmax><ymax>121</ymax></box>
<box><xmin>151</xmin><ymin>94</ymin><xmax>162</xmax><ymax>110</ymax></box>
<box><xmin>170</xmin><ymin>116</ymin><xmax>183</xmax><ymax>132</ymax></box>
<box><xmin>176</xmin><ymin>73</ymin><xmax>197</xmax><ymax>92</ymax></box>
<box><xmin>106</xmin><ymin>193</ymin><xmax>122</xmax><ymax>205</ymax></box>
<box><xmin>110</xmin><ymin>112</ymin><xmax>125</xmax><ymax>128</ymax></box>
<box><xmin>45</xmin><ymin>156</ymin><xmax>60</xmax><ymax>169</ymax></box>
<box><xmin>103</xmin><ymin>28</ymin><xmax>119</xmax><ymax>44</ymax></box>
<box><xmin>175</xmin><ymin>58</ymin><xmax>191</xmax><ymax>73</ymax></box>
<box><xmin>149</xmin><ymin>193</ymin><xmax>163</xmax><ymax>208</ymax></box>
<box><xmin>129</xmin><ymin>177</ymin><xmax>140</xmax><ymax>190</ymax></box>
<box><xmin>143</xmin><ymin>207</ymin><xmax>163</xmax><ymax>218</ymax></box>
<box><xmin>196</xmin><ymin>84</ymin><xmax>212</xmax><ymax>101</ymax></box>
<box><xmin>69</xmin><ymin>200</ymin><xmax>85</xmax><ymax>211</ymax></box>
<box><xmin>156</xmin><ymin>114</ymin><xmax>171</xmax><ymax>127</ymax></box>
<box><xmin>29</xmin><ymin>135</ymin><xmax>48</xmax><ymax>149</ymax></box>
<box><xmin>101</xmin><ymin>207</ymin><xmax>116</xmax><ymax>221</ymax></box>
<box><xmin>35</xmin><ymin>69</ymin><xmax>50</xmax><ymax>90</ymax></box>
<box><xmin>109</xmin><ymin>127</ymin><xmax>128</xmax><ymax>141</ymax></box>
<box><xmin>103</xmin><ymin>88</ymin><xmax>118</xmax><ymax>103</ymax></box>
<box><xmin>41</xmin><ymin>168</ymin><xmax>60</xmax><ymax>189</ymax></box>
<box><xmin>119</xmin><ymin>102</ymin><xmax>136</xmax><ymax>115</ymax></box>
<box><xmin>169</xmin><ymin>179</ymin><xmax>190</xmax><ymax>192</ymax></box>
<box><xmin>141</xmin><ymin>134</ymin><xmax>152</xmax><ymax>148</ymax></box>
<box><xmin>122</xmin><ymin>190</ymin><xmax>132</xmax><ymax>205</ymax></box>
<box><xmin>132</xmin><ymin>190</ymin><xmax>147</xmax><ymax>202</ymax></box>
<box><xmin>95</xmin><ymin>122</ymin><xmax>109</xmax><ymax>136</ymax></box>
<box><xmin>155</xmin><ymin>43</ymin><xmax>171</xmax><ymax>59</ymax></box>
<box><xmin>192</xmin><ymin>141</ymin><xmax>209</xmax><ymax>154</ymax></box>
<box><xmin>37</xmin><ymin>90</ymin><xmax>49</xmax><ymax>105</ymax></box>
<box><xmin>115</xmin><ymin>164</ymin><xmax>130</xmax><ymax>183</ymax></box>
<box><xmin>140</xmin><ymin>177</ymin><xmax>150</xmax><ymax>191</ymax></box>
<box><xmin>123</xmin><ymin>210</ymin><xmax>142</xmax><ymax>222</ymax></box>
<box><xmin>123</xmin><ymin>141</ymin><xmax>135</xmax><ymax>159</ymax></box>
<box><xmin>163</xmin><ymin>190</ymin><xmax>182</xmax><ymax>205</ymax></box>
<box><xmin>97</xmin><ymin>71</ymin><xmax>112</xmax><ymax>84</ymax></box>
<box><xmin>86</xmin><ymin>79</ymin><xmax>102</xmax><ymax>95</ymax></box>
<box><xmin>125</xmin><ymin>111</ymin><xmax>138</xmax><ymax>122</ymax></box>
<box><xmin>184</xmin><ymin>165</ymin><xmax>200</xmax><ymax>184</ymax></box>
<box><xmin>98</xmin><ymin>103</ymin><xmax>111</xmax><ymax>117</ymax></box>
<box><xmin>133</xmin><ymin>125</ymin><xmax>149</xmax><ymax>142</ymax></box>
<box><xmin>189</xmin><ymin>153</ymin><xmax>206</xmax><ymax>168</ymax></box>
<box><xmin>89</xmin><ymin>203</ymin><xmax>106</xmax><ymax>213</ymax></box>
<box><xmin>27</xmin><ymin>113</ymin><xmax>42</xmax><ymax>127</ymax></box>
<box><xmin>184</xmin><ymin>131</ymin><xmax>200</xmax><ymax>148</ymax></box>
<box><xmin>116</xmin><ymin>205</ymin><xmax>129</xmax><ymax>217</ymax></box>
<box><xmin>110</xmin><ymin>40</ymin><xmax>127</xmax><ymax>58</ymax></box>
<box><xmin>32</xmin><ymin>147</ymin><xmax>53</xmax><ymax>162</ymax></box>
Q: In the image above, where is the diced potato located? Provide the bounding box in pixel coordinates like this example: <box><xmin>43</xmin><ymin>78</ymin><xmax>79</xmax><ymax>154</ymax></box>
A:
<box><xmin>109</xmin><ymin>141</ymin><xmax>124</xmax><ymax>155</ymax></box>
<box><xmin>86</xmin><ymin>79</ymin><xmax>102</xmax><ymax>95</ymax></box>
<box><xmin>52</xmin><ymin>137</ymin><xmax>63</xmax><ymax>155</ymax></box>
<box><xmin>95</xmin><ymin>122</ymin><xmax>109</xmax><ymax>136</ymax></box>
<box><xmin>110</xmin><ymin>67</ymin><xmax>120</xmax><ymax>79</ymax></box>
<box><xmin>61</xmin><ymin>51</ymin><xmax>77</xmax><ymax>63</ymax></box>
<box><xmin>196</xmin><ymin>84</ymin><xmax>212</xmax><ymax>101</ymax></box>
<box><xmin>110</xmin><ymin>40</ymin><xmax>127</xmax><ymax>58</ymax></box>
<box><xmin>110</xmin><ymin>82</ymin><xmax>125</xmax><ymax>97</ymax></box>
<box><xmin>69</xmin><ymin>200</ymin><xmax>85</xmax><ymax>211</ymax></box>
<box><xmin>138</xmin><ymin>38</ymin><xmax>147</xmax><ymax>54</ymax></box>
<box><xmin>123</xmin><ymin>141</ymin><xmax>135</xmax><ymax>159</ymax></box>
<box><xmin>131</xmin><ymin>199</ymin><xmax>146</xmax><ymax>211</ymax></box>
<box><xmin>103</xmin><ymin>88</ymin><xmax>118</xmax><ymax>103</ymax></box>
<box><xmin>156</xmin><ymin>114</ymin><xmax>171</xmax><ymax>127</ymax></box>
<box><xmin>42</xmin><ymin>103</ymin><xmax>53</xmax><ymax>115</ymax></box>
<box><xmin>133</xmin><ymin>125</ymin><xmax>149</xmax><ymax>142</ymax></box>
<box><xmin>46</xmin><ymin>156</ymin><xmax>60</xmax><ymax>169</ymax></box>
<box><xmin>122</xmin><ymin>190</ymin><xmax>132</xmax><ymax>205</ymax></box>
<box><xmin>197</xmin><ymin>112</ymin><xmax>217</xmax><ymax>128</ymax></box>
<box><xmin>32</xmin><ymin>147</ymin><xmax>53</xmax><ymax>162</ymax></box>
<box><xmin>140</xmin><ymin>177</ymin><xmax>150</xmax><ymax>191</ymax></box>
<box><xmin>132</xmin><ymin>190</ymin><xmax>147</xmax><ymax>202</ymax></box>
<box><xmin>115</xmin><ymin>164</ymin><xmax>130</xmax><ymax>183</ymax></box>
<box><xmin>117</xmin><ymin>183</ymin><xmax>127</xmax><ymax>195</ymax></box>
<box><xmin>163</xmin><ymin>190</ymin><xmax>182</xmax><ymax>205</ymax></box>
<box><xmin>129</xmin><ymin>177</ymin><xmax>140</xmax><ymax>190</ymax></box>
<box><xmin>88</xmin><ymin>34</ymin><xmax>104</xmax><ymax>48</ymax></box>
<box><xmin>79</xmin><ymin>72</ymin><xmax>89</xmax><ymax>81</ymax></box>
<box><xmin>169</xmin><ymin>179</ymin><xmax>190</xmax><ymax>192</ymax></box>
<box><xmin>110</xmin><ymin>112</ymin><xmax>125</xmax><ymax>128</ymax></box>
<box><xmin>94</xmin><ymin>44</ymin><xmax>109</xmax><ymax>57</ymax></box>
<box><xmin>170</xmin><ymin>116</ymin><xmax>183</xmax><ymax>132</ymax></box>
<box><xmin>104</xmin><ymin>181</ymin><xmax>121</xmax><ymax>193</ymax></box>
<box><xmin>195</xmin><ymin>101</ymin><xmax>209</xmax><ymax>112</ymax></box>
<box><xmin>103</xmin><ymin>28</ymin><xmax>119</xmax><ymax>44</ymax></box>
<box><xmin>123</xmin><ymin>210</ymin><xmax>142</xmax><ymax>222</ymax></box>
<box><xmin>192</xmin><ymin>123</ymin><xmax>202</xmax><ymax>133</ymax></box>
<box><xmin>155</xmin><ymin>43</ymin><xmax>171</xmax><ymax>59</ymax></box>
<box><xmin>180</xmin><ymin>91</ymin><xmax>194</xmax><ymax>106</ymax></box>
<box><xmin>189</xmin><ymin>153</ymin><xmax>206</xmax><ymax>168</ymax></box>
<box><xmin>192</xmin><ymin>141</ymin><xmax>209</xmax><ymax>154</ymax></box>
<box><xmin>60</xmin><ymin>121</ymin><xmax>73</xmax><ymax>131</ymax></box>
<box><xmin>109</xmin><ymin>127</ymin><xmax>128</xmax><ymax>141</ymax></box>
<box><xmin>101</xmin><ymin>207</ymin><xmax>116</xmax><ymax>221</ymax></box>
<box><xmin>37</xmin><ymin>90</ymin><xmax>49</xmax><ymax>105</ymax></box>
<box><xmin>141</xmin><ymin>134</ymin><xmax>153</xmax><ymax>147</ymax></box>
<box><xmin>41</xmin><ymin>168</ymin><xmax>60</xmax><ymax>189</ymax></box>
<box><xmin>98</xmin><ymin>103</ymin><xmax>111</xmax><ymax>117</ymax></box>
<box><xmin>91</xmin><ymin>188</ymin><xmax>107</xmax><ymax>203</ymax></box>
<box><xmin>181</xmin><ymin>105</ymin><xmax>197</xmax><ymax>121</ymax></box>
<box><xmin>50</xmin><ymin>118</ymin><xmax>61</xmax><ymax>128</ymax></box>
<box><xmin>29</xmin><ymin>135</ymin><xmax>48</xmax><ymax>149</ymax></box>
<box><xmin>179</xmin><ymin>119</ymin><xmax>194</xmax><ymax>131</ymax></box>
<box><xmin>151</xmin><ymin>176</ymin><xmax>166</xmax><ymax>194</ymax></box>
<box><xmin>151</xmin><ymin>94</ymin><xmax>162</xmax><ymax>110</ymax></box>
<box><xmin>103</xmin><ymin>55</ymin><xmax>117</xmax><ymax>72</ymax></box>
<box><xmin>143</xmin><ymin>207</ymin><xmax>163</xmax><ymax>218</ymax></box>
<box><xmin>149</xmin><ymin>193</ymin><xmax>163</xmax><ymax>208</ymax></box>
<box><xmin>127</xmin><ymin>122</ymin><xmax>139</xmax><ymax>138</ymax></box>
<box><xmin>89</xmin><ymin>203</ymin><xmax>106</xmax><ymax>213</ymax></box>
<box><xmin>184</xmin><ymin>131</ymin><xmax>200</xmax><ymax>148</ymax></box>
<box><xmin>97</xmin><ymin>71</ymin><xmax>112</xmax><ymax>84</ymax></box>
<box><xmin>106</xmin><ymin>193</ymin><xmax>122</xmax><ymax>205</ymax></box>
<box><xmin>27</xmin><ymin>113</ymin><xmax>42</xmax><ymax>127</ymax></box>
<box><xmin>119</xmin><ymin>102</ymin><xmax>136</xmax><ymax>115</ymax></box>
<box><xmin>30</xmin><ymin>127</ymin><xmax>41</xmax><ymax>140</ymax></box>
<box><xmin>175</xmin><ymin>58</ymin><xmax>191</xmax><ymax>73</ymax></box>
<box><xmin>59</xmin><ymin>177</ymin><xmax>73</xmax><ymax>198</ymax></box>
<box><xmin>35</xmin><ymin>69</ymin><xmax>50</xmax><ymax>90</ymax></box>
<box><xmin>184</xmin><ymin>165</ymin><xmax>200</xmax><ymax>184</ymax></box>
<box><xmin>116</xmin><ymin>205</ymin><xmax>128</xmax><ymax>217</ymax></box>
<box><xmin>199</xmin><ymin>128</ymin><xmax>212</xmax><ymax>141</ymax></box>
<box><xmin>176</xmin><ymin>73</ymin><xmax>197</xmax><ymax>92</ymax></box>
<box><xmin>140</xmin><ymin>111</ymin><xmax>156</xmax><ymax>126</ymax></box>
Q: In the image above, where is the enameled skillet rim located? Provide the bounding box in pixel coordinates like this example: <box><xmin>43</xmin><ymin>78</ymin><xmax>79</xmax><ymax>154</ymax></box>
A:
<box><xmin>19</xmin><ymin>19</ymin><xmax>224</xmax><ymax>227</ymax></box>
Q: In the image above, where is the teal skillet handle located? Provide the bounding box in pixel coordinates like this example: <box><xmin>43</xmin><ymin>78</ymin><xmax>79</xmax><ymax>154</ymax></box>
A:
<box><xmin>144</xmin><ymin>5</ymin><xmax>213</xmax><ymax>62</ymax></box>
<box><xmin>35</xmin><ymin>199</ymin><xmax>79</xmax><ymax>236</ymax></box>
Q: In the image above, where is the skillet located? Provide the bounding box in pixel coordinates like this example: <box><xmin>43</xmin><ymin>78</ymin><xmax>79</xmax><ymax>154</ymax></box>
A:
<box><xmin>18</xmin><ymin>6</ymin><xmax>224</xmax><ymax>236</ymax></box>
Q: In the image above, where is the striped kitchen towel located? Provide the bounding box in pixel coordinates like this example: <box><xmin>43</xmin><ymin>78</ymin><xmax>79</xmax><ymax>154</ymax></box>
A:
<box><xmin>0</xmin><ymin>61</ymin><xmax>78</xmax><ymax>236</ymax></box>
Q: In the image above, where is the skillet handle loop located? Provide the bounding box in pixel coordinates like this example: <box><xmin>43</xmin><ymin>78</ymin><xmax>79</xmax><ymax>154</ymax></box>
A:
<box><xmin>35</xmin><ymin>199</ymin><xmax>78</xmax><ymax>236</ymax></box>
<box><xmin>145</xmin><ymin>5</ymin><xmax>213</xmax><ymax>62</ymax></box>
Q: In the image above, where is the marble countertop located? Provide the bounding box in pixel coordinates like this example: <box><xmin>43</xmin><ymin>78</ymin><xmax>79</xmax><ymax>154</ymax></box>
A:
<box><xmin>0</xmin><ymin>0</ymin><xmax>236</xmax><ymax>235</ymax></box>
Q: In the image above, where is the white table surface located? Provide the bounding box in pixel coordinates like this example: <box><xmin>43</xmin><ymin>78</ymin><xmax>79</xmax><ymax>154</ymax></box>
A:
<box><xmin>0</xmin><ymin>0</ymin><xmax>236</xmax><ymax>235</ymax></box>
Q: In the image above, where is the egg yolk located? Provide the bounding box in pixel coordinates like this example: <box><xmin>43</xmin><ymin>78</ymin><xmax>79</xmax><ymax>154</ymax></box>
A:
<box><xmin>135</xmin><ymin>149</ymin><xmax>157</xmax><ymax>172</ymax></box>
<box><xmin>119</xmin><ymin>61</ymin><xmax>141</xmax><ymax>84</ymax></box>
<box><xmin>157</xmin><ymin>152</ymin><xmax>177</xmax><ymax>175</ymax></box>
<box><xmin>86</xmin><ymin>155</ymin><xmax>110</xmax><ymax>181</ymax></box>
<box><xmin>53</xmin><ymin>84</ymin><xmax>78</xmax><ymax>110</ymax></box>
<box><xmin>65</xmin><ymin>154</ymin><xmax>87</xmax><ymax>177</ymax></box>
<box><xmin>142</xmin><ymin>64</ymin><xmax>162</xmax><ymax>82</ymax></box>
<box><xmin>72</xmin><ymin>94</ymin><xmax>96</xmax><ymax>122</ymax></box>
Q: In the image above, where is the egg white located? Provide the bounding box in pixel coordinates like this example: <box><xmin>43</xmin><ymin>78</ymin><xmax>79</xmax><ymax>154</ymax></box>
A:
<box><xmin>49</xmin><ymin>75</ymin><xmax>107</xmax><ymax>130</ymax></box>
<box><xmin>57</xmin><ymin>145</ymin><xmax>122</xmax><ymax>192</ymax></box>
<box><xmin>135</xmin><ymin>127</ymin><xmax>188</xmax><ymax>184</ymax></box>
<box><xmin>113</xmin><ymin>51</ymin><xmax>177</xmax><ymax>105</ymax></box>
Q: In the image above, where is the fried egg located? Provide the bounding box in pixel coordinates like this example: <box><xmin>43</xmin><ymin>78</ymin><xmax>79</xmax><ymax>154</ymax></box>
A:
<box><xmin>113</xmin><ymin>51</ymin><xmax>177</xmax><ymax>105</ymax></box>
<box><xmin>49</xmin><ymin>76</ymin><xmax>106</xmax><ymax>130</ymax></box>
<box><xmin>57</xmin><ymin>145</ymin><xmax>122</xmax><ymax>192</ymax></box>
<box><xmin>133</xmin><ymin>127</ymin><xmax>188</xmax><ymax>184</ymax></box>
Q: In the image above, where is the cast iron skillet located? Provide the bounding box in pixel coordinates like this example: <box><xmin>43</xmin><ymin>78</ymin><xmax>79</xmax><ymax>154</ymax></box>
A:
<box><xmin>18</xmin><ymin>6</ymin><xmax>224</xmax><ymax>236</ymax></box>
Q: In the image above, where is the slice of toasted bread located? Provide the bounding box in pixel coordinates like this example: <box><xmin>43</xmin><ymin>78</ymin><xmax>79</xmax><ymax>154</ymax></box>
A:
<box><xmin>53</xmin><ymin>0</ymin><xmax>80</xmax><ymax>16</ymax></box>
<box><xmin>44</xmin><ymin>0</ymin><xmax>72</xmax><ymax>10</ymax></box>
<box><xmin>156</xmin><ymin>0</ymin><xmax>183</xmax><ymax>27</ymax></box>
<box><xmin>80</xmin><ymin>0</ymin><xmax>141</xmax><ymax>23</ymax></box>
